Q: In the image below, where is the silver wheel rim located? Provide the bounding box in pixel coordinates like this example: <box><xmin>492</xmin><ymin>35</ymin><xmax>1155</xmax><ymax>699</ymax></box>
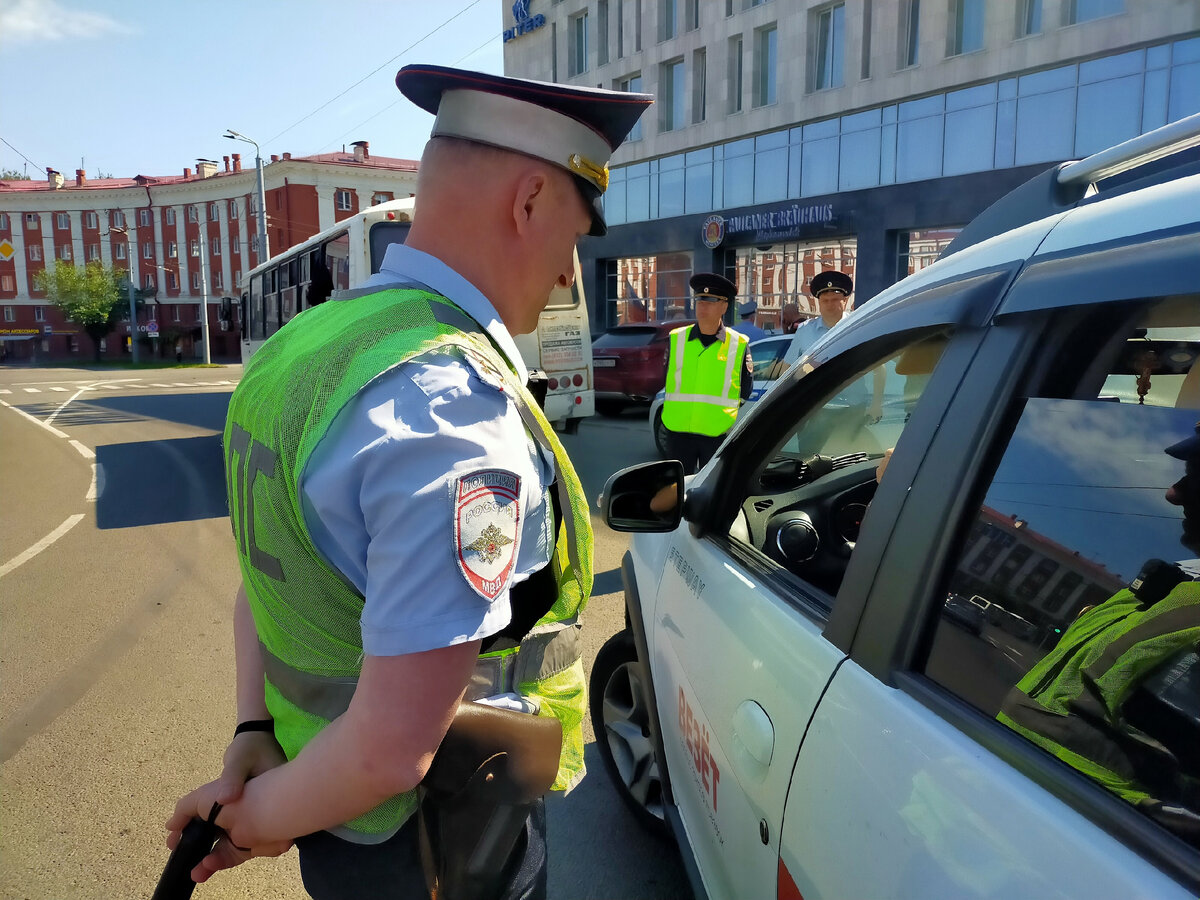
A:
<box><xmin>600</xmin><ymin>659</ymin><xmax>666</xmax><ymax>821</ymax></box>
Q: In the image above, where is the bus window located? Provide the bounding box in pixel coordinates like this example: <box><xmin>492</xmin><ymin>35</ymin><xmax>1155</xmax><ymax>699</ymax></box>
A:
<box><xmin>248</xmin><ymin>273</ymin><xmax>263</xmax><ymax>342</ymax></box>
<box><xmin>327</xmin><ymin>233</ymin><xmax>350</xmax><ymax>292</ymax></box>
<box><xmin>281</xmin><ymin>258</ymin><xmax>297</xmax><ymax>323</ymax></box>
<box><xmin>369</xmin><ymin>221</ymin><xmax>412</xmax><ymax>272</ymax></box>
<box><xmin>264</xmin><ymin>267</ymin><xmax>280</xmax><ymax>337</ymax></box>
<box><xmin>546</xmin><ymin>281</ymin><xmax>581</xmax><ymax>311</ymax></box>
<box><xmin>307</xmin><ymin>249</ymin><xmax>334</xmax><ymax>308</ymax></box>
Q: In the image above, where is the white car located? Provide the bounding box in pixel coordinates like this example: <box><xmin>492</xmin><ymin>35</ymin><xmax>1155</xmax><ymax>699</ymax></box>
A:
<box><xmin>596</xmin><ymin>115</ymin><xmax>1200</xmax><ymax>899</ymax></box>
<box><xmin>648</xmin><ymin>334</ymin><xmax>793</xmax><ymax>457</ymax></box>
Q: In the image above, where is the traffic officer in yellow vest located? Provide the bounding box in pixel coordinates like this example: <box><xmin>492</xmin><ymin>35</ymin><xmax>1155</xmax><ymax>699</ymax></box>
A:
<box><xmin>165</xmin><ymin>66</ymin><xmax>652</xmax><ymax>899</ymax></box>
<box><xmin>997</xmin><ymin>421</ymin><xmax>1200</xmax><ymax>845</ymax></box>
<box><xmin>660</xmin><ymin>272</ymin><xmax>753</xmax><ymax>474</ymax></box>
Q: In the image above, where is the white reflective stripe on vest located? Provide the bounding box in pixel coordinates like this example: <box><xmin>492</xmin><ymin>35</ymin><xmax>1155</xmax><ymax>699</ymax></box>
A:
<box><xmin>721</xmin><ymin>331</ymin><xmax>742</xmax><ymax>398</ymax></box>
<box><xmin>669</xmin><ymin>328</ymin><xmax>688</xmax><ymax>393</ymax></box>
<box><xmin>261</xmin><ymin>619</ymin><xmax>582</xmax><ymax>721</ymax></box>
<box><xmin>663</xmin><ymin>392</ymin><xmax>740</xmax><ymax>406</ymax></box>
<box><xmin>669</xmin><ymin>328</ymin><xmax>741</xmax><ymax>401</ymax></box>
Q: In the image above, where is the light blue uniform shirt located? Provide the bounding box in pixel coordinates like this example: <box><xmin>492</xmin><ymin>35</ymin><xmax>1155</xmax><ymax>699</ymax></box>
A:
<box><xmin>298</xmin><ymin>243</ymin><xmax>555</xmax><ymax>658</ymax></box>
<box><xmin>783</xmin><ymin>315</ymin><xmax>832</xmax><ymax>365</ymax></box>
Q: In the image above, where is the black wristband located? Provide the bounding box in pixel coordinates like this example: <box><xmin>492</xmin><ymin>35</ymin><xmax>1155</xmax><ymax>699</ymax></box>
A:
<box><xmin>234</xmin><ymin>718</ymin><xmax>274</xmax><ymax>737</ymax></box>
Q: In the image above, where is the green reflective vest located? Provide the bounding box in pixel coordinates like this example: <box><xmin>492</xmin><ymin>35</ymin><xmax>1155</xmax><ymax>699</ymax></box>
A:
<box><xmin>661</xmin><ymin>326</ymin><xmax>749</xmax><ymax>437</ymax></box>
<box><xmin>223</xmin><ymin>286</ymin><xmax>594</xmax><ymax>842</ymax></box>
<box><xmin>997</xmin><ymin>579</ymin><xmax>1200</xmax><ymax>807</ymax></box>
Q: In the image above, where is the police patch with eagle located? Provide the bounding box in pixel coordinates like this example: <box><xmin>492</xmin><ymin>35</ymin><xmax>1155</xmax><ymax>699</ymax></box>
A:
<box><xmin>454</xmin><ymin>468</ymin><xmax>522</xmax><ymax>600</ymax></box>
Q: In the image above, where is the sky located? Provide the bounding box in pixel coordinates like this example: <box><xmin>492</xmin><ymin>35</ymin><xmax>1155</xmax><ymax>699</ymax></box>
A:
<box><xmin>0</xmin><ymin>0</ymin><xmax>507</xmax><ymax>180</ymax></box>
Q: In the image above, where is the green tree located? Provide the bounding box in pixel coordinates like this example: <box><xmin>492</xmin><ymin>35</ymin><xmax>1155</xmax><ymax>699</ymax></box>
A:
<box><xmin>0</xmin><ymin>168</ymin><xmax>32</xmax><ymax>180</ymax></box>
<box><xmin>34</xmin><ymin>260</ymin><xmax>127</xmax><ymax>362</ymax></box>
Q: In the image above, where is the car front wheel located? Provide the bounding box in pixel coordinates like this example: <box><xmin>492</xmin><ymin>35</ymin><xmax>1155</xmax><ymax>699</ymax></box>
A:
<box><xmin>589</xmin><ymin>630</ymin><xmax>668</xmax><ymax>834</ymax></box>
<box><xmin>652</xmin><ymin>409</ymin><xmax>670</xmax><ymax>458</ymax></box>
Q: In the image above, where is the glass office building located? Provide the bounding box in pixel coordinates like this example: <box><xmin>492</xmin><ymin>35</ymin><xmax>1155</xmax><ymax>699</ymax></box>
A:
<box><xmin>503</xmin><ymin>0</ymin><xmax>1200</xmax><ymax>331</ymax></box>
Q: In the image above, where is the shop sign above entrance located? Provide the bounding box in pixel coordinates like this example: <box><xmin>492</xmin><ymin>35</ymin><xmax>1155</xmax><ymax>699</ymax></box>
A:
<box><xmin>702</xmin><ymin>201</ymin><xmax>838</xmax><ymax>247</ymax></box>
<box><xmin>504</xmin><ymin>0</ymin><xmax>546</xmax><ymax>42</ymax></box>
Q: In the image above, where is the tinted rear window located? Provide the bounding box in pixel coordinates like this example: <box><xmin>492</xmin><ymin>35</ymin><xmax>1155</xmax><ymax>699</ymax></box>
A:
<box><xmin>593</xmin><ymin>328</ymin><xmax>660</xmax><ymax>349</ymax></box>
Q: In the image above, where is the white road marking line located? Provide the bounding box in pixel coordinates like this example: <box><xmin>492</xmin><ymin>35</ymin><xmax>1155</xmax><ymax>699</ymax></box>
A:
<box><xmin>0</xmin><ymin>389</ymin><xmax>9</xmax><ymax>395</ymax></box>
<box><xmin>49</xmin><ymin>386</ymin><xmax>67</xmax><ymax>392</ymax></box>
<box><xmin>0</xmin><ymin>399</ymin><xmax>68</xmax><ymax>438</ymax></box>
<box><xmin>45</xmin><ymin>386</ymin><xmax>94</xmax><ymax>428</ymax></box>
<box><xmin>0</xmin><ymin>514</ymin><xmax>85</xmax><ymax>578</ymax></box>
<box><xmin>22</xmin><ymin>388</ymin><xmax>39</xmax><ymax>393</ymax></box>
<box><xmin>88</xmin><ymin>463</ymin><xmax>104</xmax><ymax>502</ymax></box>
<box><xmin>69</xmin><ymin>440</ymin><xmax>94</xmax><ymax>460</ymax></box>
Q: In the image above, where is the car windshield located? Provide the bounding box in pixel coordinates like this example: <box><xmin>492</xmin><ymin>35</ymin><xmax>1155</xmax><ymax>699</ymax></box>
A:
<box><xmin>775</xmin><ymin>334</ymin><xmax>948</xmax><ymax>464</ymax></box>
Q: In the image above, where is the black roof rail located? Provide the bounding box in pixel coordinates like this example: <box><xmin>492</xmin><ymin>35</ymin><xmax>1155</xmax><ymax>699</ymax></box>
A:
<box><xmin>940</xmin><ymin>111</ymin><xmax>1200</xmax><ymax>260</ymax></box>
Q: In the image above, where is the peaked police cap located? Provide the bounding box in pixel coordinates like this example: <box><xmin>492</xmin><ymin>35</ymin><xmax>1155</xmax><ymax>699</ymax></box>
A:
<box><xmin>396</xmin><ymin>64</ymin><xmax>653</xmax><ymax>236</ymax></box>
<box><xmin>690</xmin><ymin>272</ymin><xmax>737</xmax><ymax>303</ymax></box>
<box><xmin>810</xmin><ymin>270</ymin><xmax>854</xmax><ymax>297</ymax></box>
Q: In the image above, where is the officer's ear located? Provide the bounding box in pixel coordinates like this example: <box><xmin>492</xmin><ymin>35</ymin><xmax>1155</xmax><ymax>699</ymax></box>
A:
<box><xmin>512</xmin><ymin>168</ymin><xmax>551</xmax><ymax>237</ymax></box>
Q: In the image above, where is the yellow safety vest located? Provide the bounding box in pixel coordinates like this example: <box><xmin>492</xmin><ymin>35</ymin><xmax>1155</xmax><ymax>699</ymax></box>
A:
<box><xmin>661</xmin><ymin>325</ymin><xmax>749</xmax><ymax>437</ymax></box>
<box><xmin>224</xmin><ymin>286</ymin><xmax>593</xmax><ymax>843</ymax></box>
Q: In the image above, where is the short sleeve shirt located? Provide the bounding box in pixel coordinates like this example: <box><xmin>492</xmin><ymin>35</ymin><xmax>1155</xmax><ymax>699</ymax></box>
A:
<box><xmin>783</xmin><ymin>316</ymin><xmax>830</xmax><ymax>365</ymax></box>
<box><xmin>298</xmin><ymin>244</ymin><xmax>555</xmax><ymax>658</ymax></box>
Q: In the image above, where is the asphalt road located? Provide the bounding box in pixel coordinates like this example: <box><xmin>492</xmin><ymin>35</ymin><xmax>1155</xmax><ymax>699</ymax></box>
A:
<box><xmin>0</xmin><ymin>365</ymin><xmax>689</xmax><ymax>900</ymax></box>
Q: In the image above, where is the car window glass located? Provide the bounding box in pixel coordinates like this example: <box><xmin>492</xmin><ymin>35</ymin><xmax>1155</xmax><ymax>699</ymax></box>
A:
<box><xmin>729</xmin><ymin>333</ymin><xmax>950</xmax><ymax>601</ymax></box>
<box><xmin>925</xmin><ymin>298</ymin><xmax>1200</xmax><ymax>849</ymax></box>
<box><xmin>750</xmin><ymin>337</ymin><xmax>791</xmax><ymax>381</ymax></box>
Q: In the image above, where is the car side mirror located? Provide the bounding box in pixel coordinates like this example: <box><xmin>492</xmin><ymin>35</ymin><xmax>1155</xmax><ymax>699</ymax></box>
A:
<box><xmin>601</xmin><ymin>460</ymin><xmax>686</xmax><ymax>532</ymax></box>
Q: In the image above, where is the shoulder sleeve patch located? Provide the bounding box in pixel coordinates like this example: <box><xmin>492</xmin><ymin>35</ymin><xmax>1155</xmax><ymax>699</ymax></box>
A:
<box><xmin>454</xmin><ymin>468</ymin><xmax>522</xmax><ymax>601</ymax></box>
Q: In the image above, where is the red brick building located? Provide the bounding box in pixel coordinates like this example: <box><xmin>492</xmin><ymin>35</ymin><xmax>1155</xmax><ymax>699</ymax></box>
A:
<box><xmin>0</xmin><ymin>142</ymin><xmax>417</xmax><ymax>363</ymax></box>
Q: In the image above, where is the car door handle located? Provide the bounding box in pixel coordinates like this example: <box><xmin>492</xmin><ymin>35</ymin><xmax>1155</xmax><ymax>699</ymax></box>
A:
<box><xmin>732</xmin><ymin>699</ymin><xmax>774</xmax><ymax>769</ymax></box>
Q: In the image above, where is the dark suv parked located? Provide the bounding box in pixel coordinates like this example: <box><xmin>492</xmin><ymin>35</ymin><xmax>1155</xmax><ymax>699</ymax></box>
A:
<box><xmin>592</xmin><ymin>320</ymin><xmax>694</xmax><ymax>413</ymax></box>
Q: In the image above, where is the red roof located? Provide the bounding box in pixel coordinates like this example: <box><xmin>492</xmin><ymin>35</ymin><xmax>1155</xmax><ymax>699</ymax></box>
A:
<box><xmin>0</xmin><ymin>152</ymin><xmax>419</xmax><ymax>193</ymax></box>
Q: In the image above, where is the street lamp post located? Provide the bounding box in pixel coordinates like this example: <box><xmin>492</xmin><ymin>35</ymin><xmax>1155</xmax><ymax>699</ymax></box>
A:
<box><xmin>223</xmin><ymin>129</ymin><xmax>270</xmax><ymax>262</ymax></box>
<box><xmin>197</xmin><ymin>227</ymin><xmax>213</xmax><ymax>365</ymax></box>
<box><xmin>108</xmin><ymin>225</ymin><xmax>139</xmax><ymax>364</ymax></box>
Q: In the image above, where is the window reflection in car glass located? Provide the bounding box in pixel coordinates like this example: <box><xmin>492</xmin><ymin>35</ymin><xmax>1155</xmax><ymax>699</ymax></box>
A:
<box><xmin>927</xmin><ymin>309</ymin><xmax>1200</xmax><ymax>849</ymax></box>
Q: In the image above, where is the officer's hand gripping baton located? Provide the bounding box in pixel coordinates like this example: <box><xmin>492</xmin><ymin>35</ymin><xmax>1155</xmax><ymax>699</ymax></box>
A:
<box><xmin>150</xmin><ymin>803</ymin><xmax>222</xmax><ymax>900</ymax></box>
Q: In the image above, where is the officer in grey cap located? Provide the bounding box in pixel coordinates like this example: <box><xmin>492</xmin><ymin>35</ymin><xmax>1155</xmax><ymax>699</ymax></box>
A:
<box><xmin>167</xmin><ymin>65</ymin><xmax>652</xmax><ymax>900</ymax></box>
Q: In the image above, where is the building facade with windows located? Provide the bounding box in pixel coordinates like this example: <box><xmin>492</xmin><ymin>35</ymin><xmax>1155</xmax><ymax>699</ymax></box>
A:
<box><xmin>0</xmin><ymin>143</ymin><xmax>417</xmax><ymax>363</ymax></box>
<box><xmin>503</xmin><ymin>0</ymin><xmax>1200</xmax><ymax>332</ymax></box>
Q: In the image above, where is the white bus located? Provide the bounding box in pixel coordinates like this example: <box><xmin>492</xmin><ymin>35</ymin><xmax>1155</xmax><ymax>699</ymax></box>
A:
<box><xmin>240</xmin><ymin>198</ymin><xmax>594</xmax><ymax>431</ymax></box>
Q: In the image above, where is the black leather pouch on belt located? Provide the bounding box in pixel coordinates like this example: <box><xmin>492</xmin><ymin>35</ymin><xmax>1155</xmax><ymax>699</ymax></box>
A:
<box><xmin>418</xmin><ymin>701</ymin><xmax>563</xmax><ymax>900</ymax></box>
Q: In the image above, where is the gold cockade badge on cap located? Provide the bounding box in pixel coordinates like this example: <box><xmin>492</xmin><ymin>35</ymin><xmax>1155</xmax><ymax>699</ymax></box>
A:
<box><xmin>568</xmin><ymin>153</ymin><xmax>610</xmax><ymax>192</ymax></box>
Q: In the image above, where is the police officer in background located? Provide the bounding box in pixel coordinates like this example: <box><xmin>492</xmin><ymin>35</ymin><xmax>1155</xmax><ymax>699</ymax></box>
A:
<box><xmin>784</xmin><ymin>269</ymin><xmax>854</xmax><ymax>364</ymax></box>
<box><xmin>165</xmin><ymin>65</ymin><xmax>652</xmax><ymax>899</ymax></box>
<box><xmin>736</xmin><ymin>299</ymin><xmax>769</xmax><ymax>341</ymax></box>
<box><xmin>784</xmin><ymin>269</ymin><xmax>884</xmax><ymax>428</ymax></box>
<box><xmin>660</xmin><ymin>272</ymin><xmax>753</xmax><ymax>474</ymax></box>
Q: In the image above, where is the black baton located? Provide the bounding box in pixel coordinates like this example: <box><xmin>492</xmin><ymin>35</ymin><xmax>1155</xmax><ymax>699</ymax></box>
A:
<box><xmin>150</xmin><ymin>804</ymin><xmax>222</xmax><ymax>900</ymax></box>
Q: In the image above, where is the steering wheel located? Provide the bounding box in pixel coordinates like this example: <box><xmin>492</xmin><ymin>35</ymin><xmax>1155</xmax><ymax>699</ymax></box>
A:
<box><xmin>742</xmin><ymin>454</ymin><xmax>882</xmax><ymax>590</ymax></box>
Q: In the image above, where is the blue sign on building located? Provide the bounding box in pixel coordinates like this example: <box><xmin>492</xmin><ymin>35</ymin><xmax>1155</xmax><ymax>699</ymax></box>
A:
<box><xmin>504</xmin><ymin>0</ymin><xmax>546</xmax><ymax>42</ymax></box>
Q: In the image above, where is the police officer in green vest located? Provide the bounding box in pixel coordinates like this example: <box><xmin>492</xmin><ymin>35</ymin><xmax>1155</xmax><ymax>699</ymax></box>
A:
<box><xmin>998</xmin><ymin>422</ymin><xmax>1200</xmax><ymax>846</ymax></box>
<box><xmin>165</xmin><ymin>66</ymin><xmax>651</xmax><ymax>899</ymax></box>
<box><xmin>660</xmin><ymin>272</ymin><xmax>753</xmax><ymax>474</ymax></box>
